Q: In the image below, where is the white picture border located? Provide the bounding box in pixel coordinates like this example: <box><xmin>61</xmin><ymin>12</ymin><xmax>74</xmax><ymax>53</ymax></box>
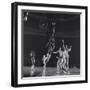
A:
<box><xmin>17</xmin><ymin>5</ymin><xmax>86</xmax><ymax>84</ymax></box>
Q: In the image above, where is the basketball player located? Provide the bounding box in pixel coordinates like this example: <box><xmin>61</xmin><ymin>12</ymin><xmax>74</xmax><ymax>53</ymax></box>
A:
<box><xmin>42</xmin><ymin>53</ymin><xmax>51</xmax><ymax>76</ymax></box>
<box><xmin>30</xmin><ymin>51</ymin><xmax>36</xmax><ymax>76</ymax></box>
<box><xmin>53</xmin><ymin>47</ymin><xmax>64</xmax><ymax>74</ymax></box>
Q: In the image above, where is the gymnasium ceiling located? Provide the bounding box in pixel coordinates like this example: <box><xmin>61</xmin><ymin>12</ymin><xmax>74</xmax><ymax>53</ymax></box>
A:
<box><xmin>23</xmin><ymin>11</ymin><xmax>80</xmax><ymax>37</ymax></box>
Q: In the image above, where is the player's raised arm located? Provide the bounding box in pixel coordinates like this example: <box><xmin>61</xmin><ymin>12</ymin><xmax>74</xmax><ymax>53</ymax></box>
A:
<box><xmin>53</xmin><ymin>50</ymin><xmax>59</xmax><ymax>54</ymax></box>
<box><xmin>62</xmin><ymin>40</ymin><xmax>65</xmax><ymax>50</ymax></box>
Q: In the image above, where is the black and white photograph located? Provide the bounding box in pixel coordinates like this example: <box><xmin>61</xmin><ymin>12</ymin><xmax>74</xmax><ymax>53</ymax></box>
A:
<box><xmin>22</xmin><ymin>10</ymin><xmax>80</xmax><ymax>77</ymax></box>
<box><xmin>11</xmin><ymin>2</ymin><xmax>87</xmax><ymax>87</ymax></box>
